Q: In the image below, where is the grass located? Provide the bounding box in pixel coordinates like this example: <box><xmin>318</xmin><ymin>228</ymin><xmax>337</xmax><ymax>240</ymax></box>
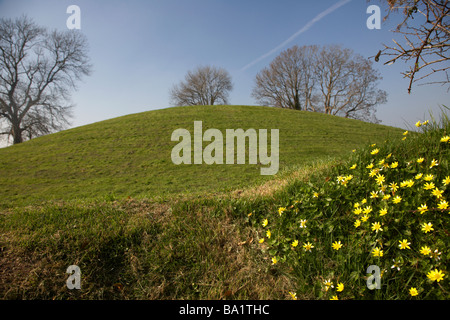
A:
<box><xmin>0</xmin><ymin>105</ymin><xmax>403</xmax><ymax>208</ymax></box>
<box><xmin>3</xmin><ymin>105</ymin><xmax>446</xmax><ymax>300</ymax></box>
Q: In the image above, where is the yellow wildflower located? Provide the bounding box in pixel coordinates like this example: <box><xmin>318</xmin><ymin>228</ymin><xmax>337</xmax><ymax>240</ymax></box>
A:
<box><xmin>366</xmin><ymin>163</ymin><xmax>374</xmax><ymax>169</ymax></box>
<box><xmin>409</xmin><ymin>288</ymin><xmax>419</xmax><ymax>297</ymax></box>
<box><xmin>379</xmin><ymin>208</ymin><xmax>388</xmax><ymax>216</ymax></box>
<box><xmin>383</xmin><ymin>194</ymin><xmax>391</xmax><ymax>200</ymax></box>
<box><xmin>417</xmin><ymin>204</ymin><xmax>428</xmax><ymax>214</ymax></box>
<box><xmin>417</xmin><ymin>157</ymin><xmax>425</xmax><ymax>163</ymax></box>
<box><xmin>300</xmin><ymin>219</ymin><xmax>307</xmax><ymax>228</ymax></box>
<box><xmin>353</xmin><ymin>207</ymin><xmax>362</xmax><ymax>215</ymax></box>
<box><xmin>398</xmin><ymin>239</ymin><xmax>411</xmax><ymax>250</ymax></box>
<box><xmin>431</xmin><ymin>188</ymin><xmax>443</xmax><ymax>199</ymax></box>
<box><xmin>266</xmin><ymin>230</ymin><xmax>271</xmax><ymax>239</ymax></box>
<box><xmin>375</xmin><ymin>174</ymin><xmax>385</xmax><ymax>185</ymax></box>
<box><xmin>423</xmin><ymin>182</ymin><xmax>435</xmax><ymax>190</ymax></box>
<box><xmin>289</xmin><ymin>292</ymin><xmax>297</xmax><ymax>300</ymax></box>
<box><xmin>420</xmin><ymin>246</ymin><xmax>432</xmax><ymax>256</ymax></box>
<box><xmin>363</xmin><ymin>206</ymin><xmax>373</xmax><ymax>215</ymax></box>
<box><xmin>438</xmin><ymin>200</ymin><xmax>448</xmax><ymax>210</ymax></box>
<box><xmin>271</xmin><ymin>256</ymin><xmax>278</xmax><ymax>265</ymax></box>
<box><xmin>350</xmin><ymin>164</ymin><xmax>357</xmax><ymax>170</ymax></box>
<box><xmin>354</xmin><ymin>219</ymin><xmax>361</xmax><ymax>228</ymax></box>
<box><xmin>372</xmin><ymin>247</ymin><xmax>384</xmax><ymax>257</ymax></box>
<box><xmin>278</xmin><ymin>207</ymin><xmax>286</xmax><ymax>216</ymax></box>
<box><xmin>390</xmin><ymin>161</ymin><xmax>398</xmax><ymax>168</ymax></box>
<box><xmin>330</xmin><ymin>295</ymin><xmax>338</xmax><ymax>300</ymax></box>
<box><xmin>415</xmin><ymin>173</ymin><xmax>423</xmax><ymax>180</ymax></box>
<box><xmin>332</xmin><ymin>241</ymin><xmax>343</xmax><ymax>251</ymax></box>
<box><xmin>371</xmin><ymin>149</ymin><xmax>379</xmax><ymax>155</ymax></box>
<box><xmin>415</xmin><ymin>121</ymin><xmax>422</xmax><ymax>127</ymax></box>
<box><xmin>392</xmin><ymin>195</ymin><xmax>402</xmax><ymax>204</ymax></box>
<box><xmin>442</xmin><ymin>176</ymin><xmax>450</xmax><ymax>185</ymax></box>
<box><xmin>440</xmin><ymin>135</ymin><xmax>450</xmax><ymax>143</ymax></box>
<box><xmin>259</xmin><ymin>238</ymin><xmax>265</xmax><ymax>244</ymax></box>
<box><xmin>303</xmin><ymin>242</ymin><xmax>314</xmax><ymax>252</ymax></box>
<box><xmin>421</xmin><ymin>222</ymin><xmax>434</xmax><ymax>233</ymax></box>
<box><xmin>423</xmin><ymin>174</ymin><xmax>434</xmax><ymax>181</ymax></box>
<box><xmin>361</xmin><ymin>214</ymin><xmax>369</xmax><ymax>222</ymax></box>
<box><xmin>336</xmin><ymin>283</ymin><xmax>344</xmax><ymax>292</ymax></box>
<box><xmin>262</xmin><ymin>219</ymin><xmax>268</xmax><ymax>227</ymax></box>
<box><xmin>403</xmin><ymin>131</ymin><xmax>408</xmax><ymax>136</ymax></box>
<box><xmin>427</xmin><ymin>269</ymin><xmax>445</xmax><ymax>282</ymax></box>
<box><xmin>389</xmin><ymin>182</ymin><xmax>399</xmax><ymax>192</ymax></box>
<box><xmin>371</xmin><ymin>222</ymin><xmax>383</xmax><ymax>233</ymax></box>
<box><xmin>429</xmin><ymin>159</ymin><xmax>439</xmax><ymax>168</ymax></box>
<box><xmin>291</xmin><ymin>240</ymin><xmax>299</xmax><ymax>248</ymax></box>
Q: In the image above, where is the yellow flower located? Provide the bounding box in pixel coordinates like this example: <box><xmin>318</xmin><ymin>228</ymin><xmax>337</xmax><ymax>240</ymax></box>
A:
<box><xmin>443</xmin><ymin>176</ymin><xmax>450</xmax><ymax>185</ymax></box>
<box><xmin>350</xmin><ymin>164</ymin><xmax>357</xmax><ymax>170</ymax></box>
<box><xmin>417</xmin><ymin>204</ymin><xmax>428</xmax><ymax>214</ymax></box>
<box><xmin>300</xmin><ymin>219</ymin><xmax>307</xmax><ymax>228</ymax></box>
<box><xmin>382</xmin><ymin>194</ymin><xmax>391</xmax><ymax>200</ymax></box>
<box><xmin>366</xmin><ymin>163</ymin><xmax>374</xmax><ymax>169</ymax></box>
<box><xmin>371</xmin><ymin>148</ymin><xmax>379</xmax><ymax>155</ymax></box>
<box><xmin>324</xmin><ymin>279</ymin><xmax>334</xmax><ymax>291</ymax></box>
<box><xmin>423</xmin><ymin>182</ymin><xmax>435</xmax><ymax>190</ymax></box>
<box><xmin>440</xmin><ymin>135</ymin><xmax>450</xmax><ymax>143</ymax></box>
<box><xmin>379</xmin><ymin>208</ymin><xmax>388</xmax><ymax>216</ymax></box>
<box><xmin>403</xmin><ymin>131</ymin><xmax>408</xmax><ymax>136</ymax></box>
<box><xmin>378</xmin><ymin>159</ymin><xmax>385</xmax><ymax>166</ymax></box>
<box><xmin>259</xmin><ymin>238</ymin><xmax>265</xmax><ymax>244</ymax></box>
<box><xmin>361</xmin><ymin>214</ymin><xmax>369</xmax><ymax>222</ymax></box>
<box><xmin>390</xmin><ymin>161</ymin><xmax>398</xmax><ymax>168</ymax></box>
<box><xmin>262</xmin><ymin>219</ymin><xmax>268</xmax><ymax>227</ymax></box>
<box><xmin>288</xmin><ymin>292</ymin><xmax>297</xmax><ymax>300</ymax></box>
<box><xmin>271</xmin><ymin>256</ymin><xmax>278</xmax><ymax>265</ymax></box>
<box><xmin>303</xmin><ymin>242</ymin><xmax>314</xmax><ymax>252</ymax></box>
<box><xmin>375</xmin><ymin>174</ymin><xmax>385</xmax><ymax>185</ymax></box>
<box><xmin>330</xmin><ymin>295</ymin><xmax>338</xmax><ymax>300</ymax></box>
<box><xmin>431</xmin><ymin>188</ymin><xmax>443</xmax><ymax>199</ymax></box>
<box><xmin>363</xmin><ymin>206</ymin><xmax>373</xmax><ymax>215</ymax></box>
<box><xmin>370</xmin><ymin>191</ymin><xmax>378</xmax><ymax>199</ymax></box>
<box><xmin>438</xmin><ymin>200</ymin><xmax>448</xmax><ymax>210</ymax></box>
<box><xmin>420</xmin><ymin>246</ymin><xmax>431</xmax><ymax>256</ymax></box>
<box><xmin>332</xmin><ymin>241</ymin><xmax>343</xmax><ymax>251</ymax></box>
<box><xmin>372</xmin><ymin>247</ymin><xmax>384</xmax><ymax>257</ymax></box>
<box><xmin>423</xmin><ymin>174</ymin><xmax>434</xmax><ymax>181</ymax></box>
<box><xmin>291</xmin><ymin>240</ymin><xmax>299</xmax><ymax>248</ymax></box>
<box><xmin>422</xmin><ymin>120</ymin><xmax>429</xmax><ymax>125</ymax></box>
<box><xmin>415</xmin><ymin>120</ymin><xmax>422</xmax><ymax>127</ymax></box>
<box><xmin>313</xmin><ymin>192</ymin><xmax>320</xmax><ymax>198</ymax></box>
<box><xmin>427</xmin><ymin>269</ymin><xmax>445</xmax><ymax>282</ymax></box>
<box><xmin>392</xmin><ymin>195</ymin><xmax>402</xmax><ymax>204</ymax></box>
<box><xmin>371</xmin><ymin>222</ymin><xmax>383</xmax><ymax>233</ymax></box>
<box><xmin>369</xmin><ymin>169</ymin><xmax>379</xmax><ymax>177</ymax></box>
<box><xmin>421</xmin><ymin>222</ymin><xmax>434</xmax><ymax>233</ymax></box>
<box><xmin>361</xmin><ymin>199</ymin><xmax>367</xmax><ymax>204</ymax></box>
<box><xmin>415</xmin><ymin>173</ymin><xmax>423</xmax><ymax>180</ymax></box>
<box><xmin>266</xmin><ymin>230</ymin><xmax>271</xmax><ymax>239</ymax></box>
<box><xmin>398</xmin><ymin>239</ymin><xmax>411</xmax><ymax>250</ymax></box>
<box><xmin>353</xmin><ymin>207</ymin><xmax>362</xmax><ymax>215</ymax></box>
<box><xmin>409</xmin><ymin>287</ymin><xmax>419</xmax><ymax>297</ymax></box>
<box><xmin>336</xmin><ymin>283</ymin><xmax>344</xmax><ymax>292</ymax></box>
<box><xmin>389</xmin><ymin>182</ymin><xmax>399</xmax><ymax>192</ymax></box>
<box><xmin>354</xmin><ymin>219</ymin><xmax>361</xmax><ymax>228</ymax></box>
<box><xmin>278</xmin><ymin>207</ymin><xmax>286</xmax><ymax>216</ymax></box>
<box><xmin>417</xmin><ymin>157</ymin><xmax>425</xmax><ymax>164</ymax></box>
<box><xmin>429</xmin><ymin>159</ymin><xmax>439</xmax><ymax>168</ymax></box>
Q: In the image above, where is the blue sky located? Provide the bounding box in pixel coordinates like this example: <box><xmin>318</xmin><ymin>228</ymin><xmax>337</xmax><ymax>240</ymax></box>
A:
<box><xmin>1</xmin><ymin>0</ymin><xmax>449</xmax><ymax>131</ymax></box>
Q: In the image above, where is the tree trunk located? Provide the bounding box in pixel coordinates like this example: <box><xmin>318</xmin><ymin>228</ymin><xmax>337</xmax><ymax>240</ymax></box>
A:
<box><xmin>11</xmin><ymin>120</ymin><xmax>23</xmax><ymax>144</ymax></box>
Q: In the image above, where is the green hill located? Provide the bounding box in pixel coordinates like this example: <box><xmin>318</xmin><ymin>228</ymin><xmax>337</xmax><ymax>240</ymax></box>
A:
<box><xmin>0</xmin><ymin>105</ymin><xmax>403</xmax><ymax>208</ymax></box>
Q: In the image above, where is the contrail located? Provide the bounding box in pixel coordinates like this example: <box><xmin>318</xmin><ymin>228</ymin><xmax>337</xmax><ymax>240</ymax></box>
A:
<box><xmin>241</xmin><ymin>0</ymin><xmax>353</xmax><ymax>71</ymax></box>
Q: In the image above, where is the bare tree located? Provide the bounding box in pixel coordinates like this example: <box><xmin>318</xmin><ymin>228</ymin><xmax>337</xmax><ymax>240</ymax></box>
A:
<box><xmin>314</xmin><ymin>45</ymin><xmax>387</xmax><ymax>123</ymax></box>
<box><xmin>170</xmin><ymin>65</ymin><xmax>233</xmax><ymax>106</ymax></box>
<box><xmin>252</xmin><ymin>45</ymin><xmax>387</xmax><ymax>123</ymax></box>
<box><xmin>0</xmin><ymin>16</ymin><xmax>91</xmax><ymax>145</ymax></box>
<box><xmin>372</xmin><ymin>0</ymin><xmax>450</xmax><ymax>93</ymax></box>
<box><xmin>252</xmin><ymin>45</ymin><xmax>319</xmax><ymax>111</ymax></box>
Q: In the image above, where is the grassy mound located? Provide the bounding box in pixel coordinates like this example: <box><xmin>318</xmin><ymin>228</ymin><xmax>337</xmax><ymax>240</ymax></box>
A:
<box><xmin>0</xmin><ymin>105</ymin><xmax>402</xmax><ymax>208</ymax></box>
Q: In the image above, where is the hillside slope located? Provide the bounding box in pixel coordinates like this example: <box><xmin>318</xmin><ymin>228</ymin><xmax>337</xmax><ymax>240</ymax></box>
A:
<box><xmin>0</xmin><ymin>105</ymin><xmax>403</xmax><ymax>208</ymax></box>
